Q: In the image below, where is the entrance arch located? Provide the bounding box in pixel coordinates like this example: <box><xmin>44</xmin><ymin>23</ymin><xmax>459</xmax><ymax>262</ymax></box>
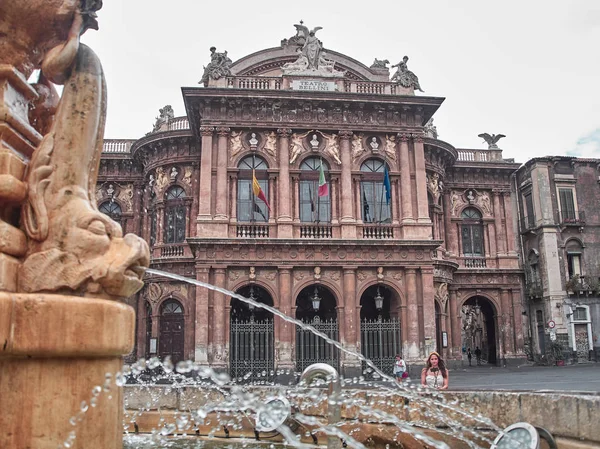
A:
<box><xmin>158</xmin><ymin>299</ymin><xmax>185</xmax><ymax>365</ymax></box>
<box><xmin>295</xmin><ymin>284</ymin><xmax>339</xmax><ymax>373</ymax></box>
<box><xmin>359</xmin><ymin>284</ymin><xmax>402</xmax><ymax>377</ymax></box>
<box><xmin>461</xmin><ymin>296</ymin><xmax>498</xmax><ymax>365</ymax></box>
<box><xmin>229</xmin><ymin>285</ymin><xmax>274</xmax><ymax>383</ymax></box>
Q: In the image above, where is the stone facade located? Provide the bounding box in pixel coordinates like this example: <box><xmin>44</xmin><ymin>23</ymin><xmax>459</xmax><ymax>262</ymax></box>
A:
<box><xmin>516</xmin><ymin>157</ymin><xmax>600</xmax><ymax>363</ymax></box>
<box><xmin>98</xmin><ymin>30</ymin><xmax>541</xmax><ymax>375</ymax></box>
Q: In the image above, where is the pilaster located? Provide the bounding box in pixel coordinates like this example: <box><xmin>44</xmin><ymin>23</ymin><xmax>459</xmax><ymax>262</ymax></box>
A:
<box><xmin>194</xmin><ymin>265</ymin><xmax>210</xmax><ymax>364</ymax></box>
<box><xmin>214</xmin><ymin>127</ymin><xmax>230</xmax><ymax>220</ymax></box>
<box><xmin>339</xmin><ymin>131</ymin><xmax>356</xmax><ymax>238</ymax></box>
<box><xmin>197</xmin><ymin>126</ymin><xmax>214</xmax><ymax>221</ymax></box>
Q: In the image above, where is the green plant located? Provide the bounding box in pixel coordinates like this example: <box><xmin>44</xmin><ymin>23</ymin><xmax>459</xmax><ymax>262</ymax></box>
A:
<box><xmin>565</xmin><ymin>274</ymin><xmax>581</xmax><ymax>292</ymax></box>
<box><xmin>548</xmin><ymin>340</ymin><xmax>565</xmax><ymax>361</ymax></box>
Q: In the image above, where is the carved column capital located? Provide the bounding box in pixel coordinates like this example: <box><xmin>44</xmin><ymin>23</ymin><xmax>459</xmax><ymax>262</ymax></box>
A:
<box><xmin>277</xmin><ymin>128</ymin><xmax>292</xmax><ymax>137</ymax></box>
<box><xmin>338</xmin><ymin>130</ymin><xmax>353</xmax><ymax>140</ymax></box>
<box><xmin>200</xmin><ymin>126</ymin><xmax>214</xmax><ymax>136</ymax></box>
<box><xmin>216</xmin><ymin>127</ymin><xmax>230</xmax><ymax>136</ymax></box>
<box><xmin>411</xmin><ymin>133</ymin><xmax>424</xmax><ymax>143</ymax></box>
<box><xmin>398</xmin><ymin>133</ymin><xmax>410</xmax><ymax>142</ymax></box>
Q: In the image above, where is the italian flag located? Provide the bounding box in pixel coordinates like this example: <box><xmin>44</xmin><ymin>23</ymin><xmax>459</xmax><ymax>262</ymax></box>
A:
<box><xmin>318</xmin><ymin>162</ymin><xmax>328</xmax><ymax>197</ymax></box>
<box><xmin>252</xmin><ymin>171</ymin><xmax>271</xmax><ymax>210</ymax></box>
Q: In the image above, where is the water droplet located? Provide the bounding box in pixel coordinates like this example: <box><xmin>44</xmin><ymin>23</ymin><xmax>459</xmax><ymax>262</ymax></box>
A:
<box><xmin>80</xmin><ymin>401</ymin><xmax>88</xmax><ymax>413</ymax></box>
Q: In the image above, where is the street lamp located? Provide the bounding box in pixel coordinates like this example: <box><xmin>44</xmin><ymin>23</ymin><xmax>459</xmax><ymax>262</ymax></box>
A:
<box><xmin>374</xmin><ymin>287</ymin><xmax>384</xmax><ymax>313</ymax></box>
<box><xmin>247</xmin><ymin>286</ymin><xmax>257</xmax><ymax>312</ymax></box>
<box><xmin>311</xmin><ymin>286</ymin><xmax>321</xmax><ymax>312</ymax></box>
<box><xmin>474</xmin><ymin>299</ymin><xmax>481</xmax><ymax>316</ymax></box>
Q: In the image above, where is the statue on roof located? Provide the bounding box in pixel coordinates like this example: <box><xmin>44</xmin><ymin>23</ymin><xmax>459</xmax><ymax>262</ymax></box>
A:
<box><xmin>478</xmin><ymin>133</ymin><xmax>506</xmax><ymax>149</ymax></box>
<box><xmin>152</xmin><ymin>105</ymin><xmax>174</xmax><ymax>132</ymax></box>
<box><xmin>282</xmin><ymin>23</ymin><xmax>345</xmax><ymax>77</ymax></box>
<box><xmin>370</xmin><ymin>59</ymin><xmax>390</xmax><ymax>70</ymax></box>
<box><xmin>391</xmin><ymin>56</ymin><xmax>424</xmax><ymax>92</ymax></box>
<box><xmin>425</xmin><ymin>118</ymin><xmax>438</xmax><ymax>139</ymax></box>
<box><xmin>199</xmin><ymin>47</ymin><xmax>232</xmax><ymax>87</ymax></box>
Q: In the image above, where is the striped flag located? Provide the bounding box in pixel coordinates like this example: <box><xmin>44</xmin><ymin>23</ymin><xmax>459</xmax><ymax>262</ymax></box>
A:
<box><xmin>383</xmin><ymin>164</ymin><xmax>391</xmax><ymax>205</ymax></box>
<box><xmin>252</xmin><ymin>171</ymin><xmax>271</xmax><ymax>210</ymax></box>
<box><xmin>318</xmin><ymin>162</ymin><xmax>328</xmax><ymax>197</ymax></box>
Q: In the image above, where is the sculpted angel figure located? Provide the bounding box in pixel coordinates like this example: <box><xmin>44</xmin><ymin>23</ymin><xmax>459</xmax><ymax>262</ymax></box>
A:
<box><xmin>351</xmin><ymin>133</ymin><xmax>365</xmax><ymax>160</ymax></box>
<box><xmin>230</xmin><ymin>130</ymin><xmax>243</xmax><ymax>160</ymax></box>
<box><xmin>384</xmin><ymin>135</ymin><xmax>397</xmax><ymax>161</ymax></box>
<box><xmin>289</xmin><ymin>130</ymin><xmax>311</xmax><ymax>164</ymax></box>
<box><xmin>295</xmin><ymin>23</ymin><xmax>323</xmax><ymax>69</ymax></box>
<box><xmin>319</xmin><ymin>132</ymin><xmax>342</xmax><ymax>165</ymax></box>
<box><xmin>391</xmin><ymin>56</ymin><xmax>424</xmax><ymax>92</ymax></box>
<box><xmin>263</xmin><ymin>131</ymin><xmax>277</xmax><ymax>158</ymax></box>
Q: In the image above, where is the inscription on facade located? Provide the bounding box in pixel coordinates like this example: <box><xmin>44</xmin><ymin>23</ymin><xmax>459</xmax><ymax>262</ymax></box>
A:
<box><xmin>291</xmin><ymin>80</ymin><xmax>336</xmax><ymax>92</ymax></box>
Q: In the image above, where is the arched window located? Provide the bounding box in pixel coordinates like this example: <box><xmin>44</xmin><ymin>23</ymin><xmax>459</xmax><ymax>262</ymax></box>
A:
<box><xmin>237</xmin><ymin>156</ymin><xmax>269</xmax><ymax>222</ymax></box>
<box><xmin>565</xmin><ymin>239</ymin><xmax>583</xmax><ymax>279</ymax></box>
<box><xmin>299</xmin><ymin>157</ymin><xmax>330</xmax><ymax>223</ymax></box>
<box><xmin>360</xmin><ymin>159</ymin><xmax>391</xmax><ymax>223</ymax></box>
<box><xmin>461</xmin><ymin>207</ymin><xmax>484</xmax><ymax>256</ymax></box>
<box><xmin>99</xmin><ymin>201</ymin><xmax>122</xmax><ymax>222</ymax></box>
<box><xmin>164</xmin><ymin>186</ymin><xmax>186</xmax><ymax>243</ymax></box>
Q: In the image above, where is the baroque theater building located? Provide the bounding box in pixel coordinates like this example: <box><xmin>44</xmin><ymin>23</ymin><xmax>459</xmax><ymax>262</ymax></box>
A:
<box><xmin>98</xmin><ymin>24</ymin><xmax>527</xmax><ymax>379</ymax></box>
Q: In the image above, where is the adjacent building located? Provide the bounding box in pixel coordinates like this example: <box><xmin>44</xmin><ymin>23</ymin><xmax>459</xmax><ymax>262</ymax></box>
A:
<box><xmin>97</xmin><ymin>25</ymin><xmax>597</xmax><ymax>380</ymax></box>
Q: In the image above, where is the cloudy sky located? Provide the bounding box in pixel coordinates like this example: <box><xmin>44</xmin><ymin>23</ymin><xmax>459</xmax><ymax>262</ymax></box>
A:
<box><xmin>81</xmin><ymin>0</ymin><xmax>600</xmax><ymax>162</ymax></box>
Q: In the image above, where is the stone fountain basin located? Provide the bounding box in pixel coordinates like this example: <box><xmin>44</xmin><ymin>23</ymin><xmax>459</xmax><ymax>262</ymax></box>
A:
<box><xmin>124</xmin><ymin>385</ymin><xmax>600</xmax><ymax>448</ymax></box>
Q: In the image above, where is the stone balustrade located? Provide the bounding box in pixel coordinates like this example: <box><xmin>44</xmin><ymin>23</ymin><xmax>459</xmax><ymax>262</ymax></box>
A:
<box><xmin>102</xmin><ymin>139</ymin><xmax>136</xmax><ymax>153</ymax></box>
<box><xmin>456</xmin><ymin>149</ymin><xmax>504</xmax><ymax>162</ymax></box>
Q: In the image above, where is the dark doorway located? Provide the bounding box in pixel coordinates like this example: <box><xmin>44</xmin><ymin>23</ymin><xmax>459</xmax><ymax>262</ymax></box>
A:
<box><xmin>158</xmin><ymin>299</ymin><xmax>185</xmax><ymax>365</ymax></box>
<box><xmin>461</xmin><ymin>296</ymin><xmax>497</xmax><ymax>365</ymax></box>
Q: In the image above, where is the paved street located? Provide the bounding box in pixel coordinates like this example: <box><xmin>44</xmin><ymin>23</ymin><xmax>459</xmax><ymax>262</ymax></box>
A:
<box><xmin>446</xmin><ymin>363</ymin><xmax>600</xmax><ymax>393</ymax></box>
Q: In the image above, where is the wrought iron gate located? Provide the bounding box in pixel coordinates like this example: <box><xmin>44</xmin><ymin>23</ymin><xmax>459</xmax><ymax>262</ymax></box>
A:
<box><xmin>360</xmin><ymin>317</ymin><xmax>401</xmax><ymax>378</ymax></box>
<box><xmin>230</xmin><ymin>318</ymin><xmax>274</xmax><ymax>383</ymax></box>
<box><xmin>296</xmin><ymin>318</ymin><xmax>339</xmax><ymax>374</ymax></box>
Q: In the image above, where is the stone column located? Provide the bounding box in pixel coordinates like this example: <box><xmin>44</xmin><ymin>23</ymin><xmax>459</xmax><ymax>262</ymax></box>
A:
<box><xmin>412</xmin><ymin>134</ymin><xmax>430</xmax><ymax>222</ymax></box>
<box><xmin>214</xmin><ymin>127</ymin><xmax>230</xmax><ymax>220</ymax></box>
<box><xmin>405</xmin><ymin>269</ymin><xmax>420</xmax><ymax>359</ymax></box>
<box><xmin>421</xmin><ymin>267</ymin><xmax>436</xmax><ymax>356</ymax></box>
<box><xmin>398</xmin><ymin>133</ymin><xmax>414</xmax><ymax>223</ymax></box>
<box><xmin>493</xmin><ymin>190</ymin><xmax>506</xmax><ymax>255</ymax></box>
<box><xmin>230</xmin><ymin>174</ymin><xmax>238</xmax><ymax>222</ymax></box>
<box><xmin>511</xmin><ymin>289</ymin><xmax>525</xmax><ymax>354</ymax></box>
<box><xmin>339</xmin><ymin>131</ymin><xmax>355</xmax><ymax>238</ymax></box>
<box><xmin>211</xmin><ymin>267</ymin><xmax>227</xmax><ymax>368</ymax></box>
<box><xmin>194</xmin><ymin>266</ymin><xmax>210</xmax><ymax>364</ymax></box>
<box><xmin>342</xmin><ymin>268</ymin><xmax>359</xmax><ymax>353</ymax></box>
<box><xmin>198</xmin><ymin>126</ymin><xmax>214</xmax><ymax>220</ymax></box>
<box><xmin>500</xmin><ymin>289</ymin><xmax>512</xmax><ymax>357</ymax></box>
<box><xmin>277</xmin><ymin>129</ymin><xmax>293</xmax><ymax>237</ymax></box>
<box><xmin>277</xmin><ymin>267</ymin><xmax>294</xmax><ymax>367</ymax></box>
<box><xmin>503</xmin><ymin>191</ymin><xmax>516</xmax><ymax>254</ymax></box>
<box><xmin>449</xmin><ymin>289</ymin><xmax>460</xmax><ymax>357</ymax></box>
<box><xmin>292</xmin><ymin>176</ymin><xmax>300</xmax><ymax>223</ymax></box>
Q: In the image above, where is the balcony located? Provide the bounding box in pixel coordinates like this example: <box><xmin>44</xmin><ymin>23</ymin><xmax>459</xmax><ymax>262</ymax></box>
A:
<box><xmin>519</xmin><ymin>215</ymin><xmax>536</xmax><ymax>232</ymax></box>
<box><xmin>236</xmin><ymin>223</ymin><xmax>270</xmax><ymax>238</ymax></box>
<box><xmin>362</xmin><ymin>224</ymin><xmax>394</xmax><ymax>239</ymax></box>
<box><xmin>462</xmin><ymin>257</ymin><xmax>487</xmax><ymax>269</ymax></box>
<box><xmin>154</xmin><ymin>243</ymin><xmax>191</xmax><ymax>259</ymax></box>
<box><xmin>456</xmin><ymin>149</ymin><xmax>504</xmax><ymax>162</ymax></box>
<box><xmin>300</xmin><ymin>224</ymin><xmax>332</xmax><ymax>239</ymax></box>
<box><xmin>557</xmin><ymin>210</ymin><xmax>585</xmax><ymax>227</ymax></box>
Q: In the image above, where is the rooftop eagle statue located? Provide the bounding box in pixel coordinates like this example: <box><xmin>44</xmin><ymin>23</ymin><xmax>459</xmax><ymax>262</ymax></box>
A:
<box><xmin>478</xmin><ymin>133</ymin><xmax>506</xmax><ymax>149</ymax></box>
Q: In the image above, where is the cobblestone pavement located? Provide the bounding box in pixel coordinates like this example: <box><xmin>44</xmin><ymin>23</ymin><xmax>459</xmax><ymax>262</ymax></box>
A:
<box><xmin>446</xmin><ymin>362</ymin><xmax>600</xmax><ymax>392</ymax></box>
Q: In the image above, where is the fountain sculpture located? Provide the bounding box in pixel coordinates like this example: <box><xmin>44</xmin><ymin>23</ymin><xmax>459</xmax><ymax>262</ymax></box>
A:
<box><xmin>0</xmin><ymin>2</ymin><xmax>149</xmax><ymax>448</ymax></box>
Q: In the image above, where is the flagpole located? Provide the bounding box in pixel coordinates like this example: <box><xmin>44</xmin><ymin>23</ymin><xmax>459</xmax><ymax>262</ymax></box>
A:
<box><xmin>251</xmin><ymin>152</ymin><xmax>256</xmax><ymax>223</ymax></box>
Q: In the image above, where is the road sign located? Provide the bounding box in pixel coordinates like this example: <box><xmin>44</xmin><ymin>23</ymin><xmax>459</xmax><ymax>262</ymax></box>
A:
<box><xmin>550</xmin><ymin>329</ymin><xmax>557</xmax><ymax>341</ymax></box>
<box><xmin>547</xmin><ymin>320</ymin><xmax>556</xmax><ymax>329</ymax></box>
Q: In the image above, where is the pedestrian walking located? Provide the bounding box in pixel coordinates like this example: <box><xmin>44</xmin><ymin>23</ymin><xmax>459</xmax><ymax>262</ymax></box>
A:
<box><xmin>393</xmin><ymin>354</ymin><xmax>407</xmax><ymax>381</ymax></box>
<box><xmin>467</xmin><ymin>348</ymin><xmax>472</xmax><ymax>366</ymax></box>
<box><xmin>420</xmin><ymin>352</ymin><xmax>449</xmax><ymax>390</ymax></box>
<box><xmin>475</xmin><ymin>346</ymin><xmax>482</xmax><ymax>365</ymax></box>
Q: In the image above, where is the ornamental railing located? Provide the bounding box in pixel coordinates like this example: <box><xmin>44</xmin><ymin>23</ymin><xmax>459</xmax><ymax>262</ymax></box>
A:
<box><xmin>300</xmin><ymin>224</ymin><xmax>333</xmax><ymax>239</ymax></box>
<box><xmin>362</xmin><ymin>224</ymin><xmax>394</xmax><ymax>239</ymax></box>
<box><xmin>456</xmin><ymin>149</ymin><xmax>504</xmax><ymax>162</ymax></box>
<box><xmin>102</xmin><ymin>139</ymin><xmax>135</xmax><ymax>153</ymax></box>
<box><xmin>236</xmin><ymin>223</ymin><xmax>270</xmax><ymax>238</ymax></box>
<box><xmin>462</xmin><ymin>257</ymin><xmax>487</xmax><ymax>269</ymax></box>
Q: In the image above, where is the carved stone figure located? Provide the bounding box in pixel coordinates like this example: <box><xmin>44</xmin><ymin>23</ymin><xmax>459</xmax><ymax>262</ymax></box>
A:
<box><xmin>182</xmin><ymin>166</ymin><xmax>193</xmax><ymax>186</ymax></box>
<box><xmin>478</xmin><ymin>133</ymin><xmax>506</xmax><ymax>149</ymax></box>
<box><xmin>106</xmin><ymin>184</ymin><xmax>115</xmax><ymax>197</ymax></box>
<box><xmin>435</xmin><ymin>283</ymin><xmax>449</xmax><ymax>310</ymax></box>
<box><xmin>170</xmin><ymin>166</ymin><xmax>178</xmax><ymax>180</ymax></box>
<box><xmin>425</xmin><ymin>118</ymin><xmax>438</xmax><ymax>139</ymax></box>
<box><xmin>199</xmin><ymin>47</ymin><xmax>232</xmax><ymax>87</ymax></box>
<box><xmin>478</xmin><ymin>191</ymin><xmax>492</xmax><ymax>215</ymax></box>
<box><xmin>296</xmin><ymin>23</ymin><xmax>323</xmax><ymax>69</ymax></box>
<box><xmin>263</xmin><ymin>131</ymin><xmax>277</xmax><ymax>158</ymax></box>
<box><xmin>118</xmin><ymin>185</ymin><xmax>134</xmax><ymax>212</ymax></box>
<box><xmin>248</xmin><ymin>132</ymin><xmax>259</xmax><ymax>148</ymax></box>
<box><xmin>351</xmin><ymin>133</ymin><xmax>365</xmax><ymax>160</ymax></box>
<box><xmin>314</xmin><ymin>266</ymin><xmax>321</xmax><ymax>281</ymax></box>
<box><xmin>320</xmin><ymin>132</ymin><xmax>342</xmax><ymax>165</ymax></box>
<box><xmin>428</xmin><ymin>173</ymin><xmax>441</xmax><ymax>202</ymax></box>
<box><xmin>377</xmin><ymin>267</ymin><xmax>384</xmax><ymax>281</ymax></box>
<box><xmin>229</xmin><ymin>130</ymin><xmax>243</xmax><ymax>160</ymax></box>
<box><xmin>451</xmin><ymin>190</ymin><xmax>464</xmax><ymax>216</ymax></box>
<box><xmin>20</xmin><ymin>35</ymin><xmax>149</xmax><ymax>299</ymax></box>
<box><xmin>369</xmin><ymin>137</ymin><xmax>379</xmax><ymax>152</ymax></box>
<box><xmin>467</xmin><ymin>189</ymin><xmax>476</xmax><ymax>202</ymax></box>
<box><xmin>384</xmin><ymin>135</ymin><xmax>397</xmax><ymax>161</ymax></box>
<box><xmin>155</xmin><ymin>167</ymin><xmax>169</xmax><ymax>195</ymax></box>
<box><xmin>152</xmin><ymin>105</ymin><xmax>174</xmax><ymax>132</ymax></box>
<box><xmin>370</xmin><ymin>59</ymin><xmax>390</xmax><ymax>69</ymax></box>
<box><xmin>281</xmin><ymin>50</ymin><xmax>309</xmax><ymax>73</ymax></box>
<box><xmin>391</xmin><ymin>56</ymin><xmax>424</xmax><ymax>92</ymax></box>
<box><xmin>289</xmin><ymin>130</ymin><xmax>311</xmax><ymax>164</ymax></box>
<box><xmin>148</xmin><ymin>174</ymin><xmax>155</xmax><ymax>187</ymax></box>
<box><xmin>249</xmin><ymin>266</ymin><xmax>256</xmax><ymax>280</ymax></box>
<box><xmin>310</xmin><ymin>134</ymin><xmax>320</xmax><ymax>150</ymax></box>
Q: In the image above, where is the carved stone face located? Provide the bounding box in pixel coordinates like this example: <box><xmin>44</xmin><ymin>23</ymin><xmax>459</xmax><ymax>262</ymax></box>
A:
<box><xmin>20</xmin><ymin>187</ymin><xmax>149</xmax><ymax>300</ymax></box>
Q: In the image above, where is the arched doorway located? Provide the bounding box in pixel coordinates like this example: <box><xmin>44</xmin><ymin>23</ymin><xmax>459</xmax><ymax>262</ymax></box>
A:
<box><xmin>295</xmin><ymin>284</ymin><xmax>338</xmax><ymax>373</ymax></box>
<box><xmin>461</xmin><ymin>296</ymin><xmax>497</xmax><ymax>365</ymax></box>
<box><xmin>229</xmin><ymin>285</ymin><xmax>274</xmax><ymax>383</ymax></box>
<box><xmin>359</xmin><ymin>285</ymin><xmax>401</xmax><ymax>377</ymax></box>
<box><xmin>158</xmin><ymin>299</ymin><xmax>185</xmax><ymax>365</ymax></box>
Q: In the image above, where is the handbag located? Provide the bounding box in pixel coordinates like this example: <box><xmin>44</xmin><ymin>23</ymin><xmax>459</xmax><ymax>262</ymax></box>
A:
<box><xmin>401</xmin><ymin>371</ymin><xmax>409</xmax><ymax>379</ymax></box>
